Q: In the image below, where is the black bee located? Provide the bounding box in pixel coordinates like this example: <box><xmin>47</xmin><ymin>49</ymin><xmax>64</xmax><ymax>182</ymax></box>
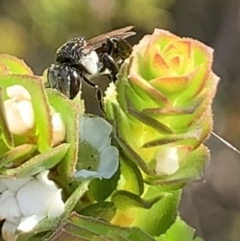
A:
<box><xmin>47</xmin><ymin>26</ymin><xmax>135</xmax><ymax>101</ymax></box>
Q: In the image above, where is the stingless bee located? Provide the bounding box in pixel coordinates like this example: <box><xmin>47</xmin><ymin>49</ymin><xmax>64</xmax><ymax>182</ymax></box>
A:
<box><xmin>47</xmin><ymin>26</ymin><xmax>135</xmax><ymax>102</ymax></box>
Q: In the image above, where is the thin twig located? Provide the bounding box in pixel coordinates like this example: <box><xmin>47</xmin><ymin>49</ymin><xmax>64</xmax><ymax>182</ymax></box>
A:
<box><xmin>211</xmin><ymin>131</ymin><xmax>240</xmax><ymax>155</ymax></box>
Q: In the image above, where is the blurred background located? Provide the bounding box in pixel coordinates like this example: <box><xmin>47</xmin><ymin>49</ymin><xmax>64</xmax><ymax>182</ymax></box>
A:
<box><xmin>1</xmin><ymin>0</ymin><xmax>240</xmax><ymax>240</ymax></box>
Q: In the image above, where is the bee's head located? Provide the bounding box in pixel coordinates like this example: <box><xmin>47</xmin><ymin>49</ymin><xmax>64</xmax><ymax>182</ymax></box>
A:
<box><xmin>47</xmin><ymin>64</ymin><xmax>82</xmax><ymax>99</ymax></box>
<box><xmin>55</xmin><ymin>37</ymin><xmax>86</xmax><ymax>64</ymax></box>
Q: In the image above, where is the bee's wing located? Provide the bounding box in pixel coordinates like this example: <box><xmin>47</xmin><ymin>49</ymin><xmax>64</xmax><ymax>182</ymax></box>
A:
<box><xmin>87</xmin><ymin>26</ymin><xmax>135</xmax><ymax>50</ymax></box>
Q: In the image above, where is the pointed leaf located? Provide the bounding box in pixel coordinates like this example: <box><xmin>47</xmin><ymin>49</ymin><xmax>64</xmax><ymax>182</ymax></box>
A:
<box><xmin>0</xmin><ymin>74</ymin><xmax>52</xmax><ymax>152</ymax></box>
<box><xmin>46</xmin><ymin>89</ymin><xmax>80</xmax><ymax>178</ymax></box>
<box><xmin>145</xmin><ymin>144</ymin><xmax>209</xmax><ymax>189</ymax></box>
<box><xmin>132</xmin><ymin>190</ymin><xmax>181</xmax><ymax>236</ymax></box>
<box><xmin>0</xmin><ymin>144</ymin><xmax>36</xmax><ymax>169</ymax></box>
<box><xmin>80</xmin><ymin>202</ymin><xmax>116</xmax><ymax>221</ymax></box>
<box><xmin>0</xmin><ymin>143</ymin><xmax>69</xmax><ymax>177</ymax></box>
<box><xmin>157</xmin><ymin>217</ymin><xmax>203</xmax><ymax>241</ymax></box>
<box><xmin>88</xmin><ymin>168</ymin><xmax>120</xmax><ymax>201</ymax></box>
<box><xmin>0</xmin><ymin>87</ymin><xmax>13</xmax><ymax>149</ymax></box>
<box><xmin>111</xmin><ymin>190</ymin><xmax>168</xmax><ymax>210</ymax></box>
<box><xmin>0</xmin><ymin>54</ymin><xmax>33</xmax><ymax>75</ymax></box>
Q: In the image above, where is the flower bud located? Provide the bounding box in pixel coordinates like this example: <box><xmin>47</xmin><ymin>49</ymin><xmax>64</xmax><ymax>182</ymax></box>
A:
<box><xmin>51</xmin><ymin>112</ymin><xmax>66</xmax><ymax>146</ymax></box>
<box><xmin>4</xmin><ymin>85</ymin><xmax>35</xmax><ymax>136</ymax></box>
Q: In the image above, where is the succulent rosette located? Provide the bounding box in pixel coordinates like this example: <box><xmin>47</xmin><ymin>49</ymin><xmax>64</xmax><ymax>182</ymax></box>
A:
<box><xmin>101</xmin><ymin>29</ymin><xmax>220</xmax><ymax>236</ymax></box>
<box><xmin>105</xmin><ymin>29</ymin><xmax>219</xmax><ymax>184</ymax></box>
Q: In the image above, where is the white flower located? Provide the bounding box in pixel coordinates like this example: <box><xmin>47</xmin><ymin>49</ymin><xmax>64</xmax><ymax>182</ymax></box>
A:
<box><xmin>154</xmin><ymin>146</ymin><xmax>180</xmax><ymax>175</ymax></box>
<box><xmin>49</xmin><ymin>106</ymin><xmax>66</xmax><ymax>146</ymax></box>
<box><xmin>0</xmin><ymin>171</ymin><xmax>65</xmax><ymax>241</ymax></box>
<box><xmin>51</xmin><ymin>111</ymin><xmax>66</xmax><ymax>146</ymax></box>
<box><xmin>4</xmin><ymin>85</ymin><xmax>35</xmax><ymax>135</ymax></box>
<box><xmin>74</xmin><ymin>116</ymin><xmax>119</xmax><ymax>179</ymax></box>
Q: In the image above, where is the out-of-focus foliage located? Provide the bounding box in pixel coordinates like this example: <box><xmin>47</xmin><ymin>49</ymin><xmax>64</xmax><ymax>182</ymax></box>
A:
<box><xmin>0</xmin><ymin>0</ymin><xmax>174</xmax><ymax>74</ymax></box>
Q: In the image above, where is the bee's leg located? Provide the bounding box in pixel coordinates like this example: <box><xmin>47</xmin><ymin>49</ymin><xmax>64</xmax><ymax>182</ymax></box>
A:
<box><xmin>106</xmin><ymin>37</ymin><xmax>117</xmax><ymax>55</ymax></box>
<box><xmin>101</xmin><ymin>53</ymin><xmax>119</xmax><ymax>82</ymax></box>
<box><xmin>82</xmin><ymin>75</ymin><xmax>105</xmax><ymax>113</ymax></box>
<box><xmin>44</xmin><ymin>82</ymin><xmax>51</xmax><ymax>88</ymax></box>
<box><xmin>106</xmin><ymin>37</ymin><xmax>132</xmax><ymax>60</ymax></box>
<box><xmin>96</xmin><ymin>88</ymin><xmax>105</xmax><ymax>114</ymax></box>
<box><xmin>81</xmin><ymin>75</ymin><xmax>98</xmax><ymax>89</ymax></box>
<box><xmin>115</xmin><ymin>38</ymin><xmax>133</xmax><ymax>60</ymax></box>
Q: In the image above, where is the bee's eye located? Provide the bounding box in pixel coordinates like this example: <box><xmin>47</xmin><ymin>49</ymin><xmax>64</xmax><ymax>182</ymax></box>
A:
<box><xmin>68</xmin><ymin>69</ymin><xmax>82</xmax><ymax>99</ymax></box>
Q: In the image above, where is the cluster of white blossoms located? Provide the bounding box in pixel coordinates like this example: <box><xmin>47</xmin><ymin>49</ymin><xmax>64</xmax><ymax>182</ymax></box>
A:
<box><xmin>0</xmin><ymin>85</ymin><xmax>120</xmax><ymax>240</ymax></box>
<box><xmin>3</xmin><ymin>85</ymin><xmax>65</xmax><ymax>146</ymax></box>
<box><xmin>0</xmin><ymin>85</ymin><xmax>67</xmax><ymax>240</ymax></box>
<box><xmin>0</xmin><ymin>170</ymin><xmax>65</xmax><ymax>241</ymax></box>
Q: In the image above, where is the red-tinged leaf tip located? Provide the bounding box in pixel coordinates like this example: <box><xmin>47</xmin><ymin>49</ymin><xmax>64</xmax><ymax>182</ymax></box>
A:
<box><xmin>153</xmin><ymin>53</ymin><xmax>169</xmax><ymax>70</ymax></box>
<box><xmin>0</xmin><ymin>54</ymin><xmax>33</xmax><ymax>75</ymax></box>
<box><xmin>150</xmin><ymin>76</ymin><xmax>189</xmax><ymax>95</ymax></box>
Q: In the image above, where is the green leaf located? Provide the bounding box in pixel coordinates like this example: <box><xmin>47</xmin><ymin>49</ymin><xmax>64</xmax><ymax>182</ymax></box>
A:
<box><xmin>111</xmin><ymin>190</ymin><xmax>168</xmax><ymax>210</ymax></box>
<box><xmin>145</xmin><ymin>144</ymin><xmax>209</xmax><ymax>190</ymax></box>
<box><xmin>79</xmin><ymin>202</ymin><xmax>116</xmax><ymax>221</ymax></box>
<box><xmin>0</xmin><ymin>54</ymin><xmax>33</xmax><ymax>75</ymax></box>
<box><xmin>88</xmin><ymin>167</ymin><xmax>120</xmax><ymax>201</ymax></box>
<box><xmin>0</xmin><ymin>87</ymin><xmax>13</xmax><ymax>149</ymax></box>
<box><xmin>0</xmin><ymin>74</ymin><xmax>53</xmax><ymax>152</ymax></box>
<box><xmin>63</xmin><ymin>180</ymin><xmax>90</xmax><ymax>220</ymax></box>
<box><xmin>0</xmin><ymin>63</ymin><xmax>8</xmax><ymax>75</ymax></box>
<box><xmin>0</xmin><ymin>144</ymin><xmax>36</xmax><ymax>169</ymax></box>
<box><xmin>0</xmin><ymin>143</ymin><xmax>69</xmax><ymax>177</ymax></box>
<box><xmin>132</xmin><ymin>189</ymin><xmax>181</xmax><ymax>236</ymax></box>
<box><xmin>16</xmin><ymin>216</ymin><xmax>63</xmax><ymax>241</ymax></box>
<box><xmin>156</xmin><ymin>217</ymin><xmax>204</xmax><ymax>241</ymax></box>
<box><xmin>47</xmin><ymin>222</ymin><xmax>97</xmax><ymax>240</ymax></box>
<box><xmin>119</xmin><ymin>153</ymin><xmax>144</xmax><ymax>196</ymax></box>
<box><xmin>46</xmin><ymin>212</ymin><xmax>156</xmax><ymax>241</ymax></box>
<box><xmin>46</xmin><ymin>89</ymin><xmax>80</xmax><ymax>178</ymax></box>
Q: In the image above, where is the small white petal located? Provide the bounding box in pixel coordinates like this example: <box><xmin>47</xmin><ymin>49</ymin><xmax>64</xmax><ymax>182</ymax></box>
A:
<box><xmin>2</xmin><ymin>220</ymin><xmax>18</xmax><ymax>241</ymax></box>
<box><xmin>0</xmin><ymin>180</ymin><xmax>7</xmax><ymax>193</ymax></box>
<box><xmin>98</xmin><ymin>146</ymin><xmax>119</xmax><ymax>179</ymax></box>
<box><xmin>51</xmin><ymin>112</ymin><xmax>66</xmax><ymax>146</ymax></box>
<box><xmin>4</xmin><ymin>100</ymin><xmax>35</xmax><ymax>135</ymax></box>
<box><xmin>73</xmin><ymin>169</ymin><xmax>100</xmax><ymax>179</ymax></box>
<box><xmin>0</xmin><ymin>191</ymin><xmax>21</xmax><ymax>220</ymax></box>
<box><xmin>0</xmin><ymin>177</ymin><xmax>32</xmax><ymax>192</ymax></box>
<box><xmin>5</xmin><ymin>217</ymin><xmax>21</xmax><ymax>225</ymax></box>
<box><xmin>80</xmin><ymin>116</ymin><xmax>112</xmax><ymax>152</ymax></box>
<box><xmin>18</xmin><ymin>215</ymin><xmax>45</xmax><ymax>232</ymax></box>
<box><xmin>155</xmin><ymin>147</ymin><xmax>179</xmax><ymax>175</ymax></box>
<box><xmin>36</xmin><ymin>170</ymin><xmax>58</xmax><ymax>191</ymax></box>
<box><xmin>47</xmin><ymin>189</ymin><xmax>65</xmax><ymax>218</ymax></box>
<box><xmin>6</xmin><ymin>85</ymin><xmax>31</xmax><ymax>101</ymax></box>
<box><xmin>17</xmin><ymin>101</ymin><xmax>35</xmax><ymax>127</ymax></box>
<box><xmin>17</xmin><ymin>179</ymin><xmax>57</xmax><ymax>216</ymax></box>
